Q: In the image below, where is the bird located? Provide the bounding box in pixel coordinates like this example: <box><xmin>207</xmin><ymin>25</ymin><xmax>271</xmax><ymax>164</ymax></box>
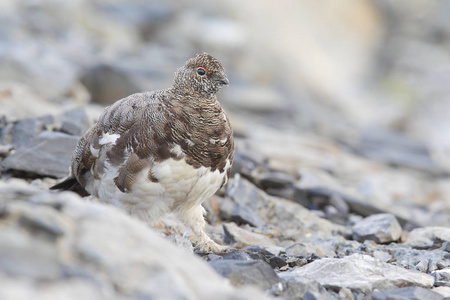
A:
<box><xmin>51</xmin><ymin>53</ymin><xmax>234</xmax><ymax>253</ymax></box>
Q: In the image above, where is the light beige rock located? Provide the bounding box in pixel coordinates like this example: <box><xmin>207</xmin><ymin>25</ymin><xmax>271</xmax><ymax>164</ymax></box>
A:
<box><xmin>223</xmin><ymin>222</ymin><xmax>278</xmax><ymax>249</ymax></box>
<box><xmin>280</xmin><ymin>254</ymin><xmax>435</xmax><ymax>294</ymax></box>
<box><xmin>405</xmin><ymin>227</ymin><xmax>450</xmax><ymax>247</ymax></box>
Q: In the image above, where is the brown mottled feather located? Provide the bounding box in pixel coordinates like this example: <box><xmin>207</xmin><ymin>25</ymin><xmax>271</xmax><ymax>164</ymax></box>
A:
<box><xmin>114</xmin><ymin>153</ymin><xmax>152</xmax><ymax>192</ymax></box>
<box><xmin>57</xmin><ymin>53</ymin><xmax>234</xmax><ymax>198</ymax></box>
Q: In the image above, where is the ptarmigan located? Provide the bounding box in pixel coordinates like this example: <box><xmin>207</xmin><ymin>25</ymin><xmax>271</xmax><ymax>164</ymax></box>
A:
<box><xmin>51</xmin><ymin>53</ymin><xmax>234</xmax><ymax>253</ymax></box>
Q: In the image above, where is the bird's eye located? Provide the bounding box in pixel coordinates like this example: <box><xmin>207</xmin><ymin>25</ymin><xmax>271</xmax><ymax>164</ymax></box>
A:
<box><xmin>197</xmin><ymin>67</ymin><xmax>207</xmax><ymax>76</ymax></box>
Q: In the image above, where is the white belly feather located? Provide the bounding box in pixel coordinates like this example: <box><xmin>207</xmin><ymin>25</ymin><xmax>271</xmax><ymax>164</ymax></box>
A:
<box><xmin>84</xmin><ymin>132</ymin><xmax>231</xmax><ymax>223</ymax></box>
<box><xmin>87</xmin><ymin>155</ymin><xmax>230</xmax><ymax>223</ymax></box>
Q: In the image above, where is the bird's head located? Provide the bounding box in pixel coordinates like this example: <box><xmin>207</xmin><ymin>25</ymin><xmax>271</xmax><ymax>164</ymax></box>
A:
<box><xmin>173</xmin><ymin>53</ymin><xmax>229</xmax><ymax>97</ymax></box>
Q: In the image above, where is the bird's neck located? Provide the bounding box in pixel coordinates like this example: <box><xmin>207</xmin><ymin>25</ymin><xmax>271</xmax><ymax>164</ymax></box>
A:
<box><xmin>169</xmin><ymin>87</ymin><xmax>218</xmax><ymax>106</ymax></box>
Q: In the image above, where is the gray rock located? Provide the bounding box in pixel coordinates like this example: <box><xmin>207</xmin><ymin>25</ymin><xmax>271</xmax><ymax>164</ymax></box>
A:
<box><xmin>291</xmin><ymin>186</ymin><xmax>414</xmax><ymax>228</ymax></box>
<box><xmin>60</xmin><ymin>121</ymin><xmax>84</xmax><ymax>137</ymax></box>
<box><xmin>335</xmin><ymin>237</ymin><xmax>369</xmax><ymax>259</ymax></box>
<box><xmin>0</xmin><ymin>227</ymin><xmax>62</xmax><ymax>280</ymax></box>
<box><xmin>337</xmin><ymin>235</ymin><xmax>449</xmax><ymax>273</ymax></box>
<box><xmin>257</xmin><ymin>171</ymin><xmax>296</xmax><ymax>190</ymax></box>
<box><xmin>59</xmin><ymin>108</ymin><xmax>90</xmax><ymax>136</ymax></box>
<box><xmin>444</xmin><ymin>242</ymin><xmax>450</xmax><ymax>253</ymax></box>
<box><xmin>310</xmin><ymin>193</ymin><xmax>351</xmax><ymax>226</ymax></box>
<box><xmin>0</xmin><ymin>41</ymin><xmax>79</xmax><ymax>101</ymax></box>
<box><xmin>0</xmin><ymin>275</ymin><xmax>114</xmax><ymax>300</ymax></box>
<box><xmin>282</xmin><ymin>277</ymin><xmax>335</xmax><ymax>300</ymax></box>
<box><xmin>208</xmin><ymin>259</ymin><xmax>283</xmax><ymax>291</ymax></box>
<box><xmin>405</xmin><ymin>227</ymin><xmax>450</xmax><ymax>249</ymax></box>
<box><xmin>279</xmin><ymin>254</ymin><xmax>435</xmax><ymax>294</ymax></box>
<box><xmin>222</xmin><ymin>222</ymin><xmax>278</xmax><ymax>249</ymax></box>
<box><xmin>433</xmin><ymin>286</ymin><xmax>450</xmax><ymax>298</ymax></box>
<box><xmin>1</xmin><ymin>131</ymin><xmax>78</xmax><ymax>178</ymax></box>
<box><xmin>10</xmin><ymin>118</ymin><xmax>45</xmax><ymax>148</ymax></box>
<box><xmin>224</xmin><ymin>176</ymin><xmax>343</xmax><ymax>243</ymax></box>
<box><xmin>0</xmin><ymin>82</ymin><xmax>62</xmax><ymax>121</ymax></box>
<box><xmin>96</xmin><ymin>1</ymin><xmax>174</xmax><ymax>42</ymax></box>
<box><xmin>387</xmin><ymin>245</ymin><xmax>449</xmax><ymax>273</ymax></box>
<box><xmin>241</xmin><ymin>245</ymin><xmax>281</xmax><ymax>262</ymax></box>
<box><xmin>338</xmin><ymin>287</ymin><xmax>356</xmax><ymax>300</ymax></box>
<box><xmin>324</xmin><ymin>205</ymin><xmax>346</xmax><ymax>225</ymax></box>
<box><xmin>1</xmin><ymin>115</ymin><xmax>54</xmax><ymax>149</ymax></box>
<box><xmin>1</xmin><ymin>122</ymin><xmax>14</xmax><ymax>147</ymax></box>
<box><xmin>303</xmin><ymin>291</ymin><xmax>338</xmax><ymax>300</ymax></box>
<box><xmin>285</xmin><ymin>257</ymin><xmax>308</xmax><ymax>268</ymax></box>
<box><xmin>219</xmin><ymin>196</ymin><xmax>265</xmax><ymax>227</ymax></box>
<box><xmin>207</xmin><ymin>253</ymin><xmax>223</xmax><ymax>262</ymax></box>
<box><xmin>432</xmin><ymin>268</ymin><xmax>450</xmax><ymax>287</ymax></box>
<box><xmin>329</xmin><ymin>194</ymin><xmax>350</xmax><ymax>214</ymax></box>
<box><xmin>354</xmin><ymin>129</ymin><xmax>446</xmax><ymax>175</ymax></box>
<box><xmin>80</xmin><ymin>63</ymin><xmax>141</xmax><ymax>104</ymax></box>
<box><xmin>17</xmin><ymin>207</ymin><xmax>67</xmax><ymax>238</ymax></box>
<box><xmin>372</xmin><ymin>286</ymin><xmax>443</xmax><ymax>300</ymax></box>
<box><xmin>229</xmin><ymin>151</ymin><xmax>268</xmax><ymax>179</ymax></box>
<box><xmin>372</xmin><ymin>250</ymin><xmax>393</xmax><ymax>262</ymax></box>
<box><xmin>242</xmin><ymin>245</ymin><xmax>275</xmax><ymax>257</ymax></box>
<box><xmin>352</xmin><ymin>213</ymin><xmax>402</xmax><ymax>243</ymax></box>
<box><xmin>285</xmin><ymin>242</ymin><xmax>336</xmax><ymax>258</ymax></box>
<box><xmin>267</xmin><ymin>256</ymin><xmax>288</xmax><ymax>270</ymax></box>
<box><xmin>222</xmin><ymin>250</ymin><xmax>253</xmax><ymax>261</ymax></box>
<box><xmin>0</xmin><ymin>179</ymin><xmax>269</xmax><ymax>300</ymax></box>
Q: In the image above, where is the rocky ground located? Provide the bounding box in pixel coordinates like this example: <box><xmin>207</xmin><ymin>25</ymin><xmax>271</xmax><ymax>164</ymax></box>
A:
<box><xmin>1</xmin><ymin>1</ymin><xmax>450</xmax><ymax>300</ymax></box>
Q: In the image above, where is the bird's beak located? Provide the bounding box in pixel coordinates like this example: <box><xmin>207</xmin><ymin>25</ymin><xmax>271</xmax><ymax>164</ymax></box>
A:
<box><xmin>216</xmin><ymin>76</ymin><xmax>229</xmax><ymax>86</ymax></box>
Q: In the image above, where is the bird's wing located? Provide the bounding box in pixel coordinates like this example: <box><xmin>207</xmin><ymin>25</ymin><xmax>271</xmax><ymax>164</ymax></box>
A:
<box><xmin>70</xmin><ymin>92</ymin><xmax>169</xmax><ymax>189</ymax></box>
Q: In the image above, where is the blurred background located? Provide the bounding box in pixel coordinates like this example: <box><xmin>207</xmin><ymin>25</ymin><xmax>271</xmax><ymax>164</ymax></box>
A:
<box><xmin>0</xmin><ymin>0</ymin><xmax>449</xmax><ymax>225</ymax></box>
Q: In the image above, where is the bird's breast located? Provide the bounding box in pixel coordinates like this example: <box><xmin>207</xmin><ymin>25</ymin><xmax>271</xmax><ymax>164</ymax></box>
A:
<box><xmin>147</xmin><ymin>155</ymin><xmax>232</xmax><ymax>204</ymax></box>
<box><xmin>175</xmin><ymin>110</ymin><xmax>234</xmax><ymax>172</ymax></box>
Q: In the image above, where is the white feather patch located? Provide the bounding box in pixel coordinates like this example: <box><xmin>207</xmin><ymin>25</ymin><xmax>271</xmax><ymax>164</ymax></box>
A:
<box><xmin>186</xmin><ymin>139</ymin><xmax>195</xmax><ymax>146</ymax></box>
<box><xmin>169</xmin><ymin>144</ymin><xmax>184</xmax><ymax>157</ymax></box>
<box><xmin>90</xmin><ymin>144</ymin><xmax>100</xmax><ymax>157</ymax></box>
<box><xmin>89</xmin><ymin>155</ymin><xmax>231</xmax><ymax>225</ymax></box>
<box><xmin>99</xmin><ymin>132</ymin><xmax>120</xmax><ymax>145</ymax></box>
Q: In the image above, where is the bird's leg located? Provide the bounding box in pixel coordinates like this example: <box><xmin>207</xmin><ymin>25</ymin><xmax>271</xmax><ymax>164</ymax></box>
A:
<box><xmin>174</xmin><ymin>203</ymin><xmax>228</xmax><ymax>254</ymax></box>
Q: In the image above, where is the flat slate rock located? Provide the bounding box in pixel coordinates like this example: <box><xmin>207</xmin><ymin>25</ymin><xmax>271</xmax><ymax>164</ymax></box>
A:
<box><xmin>59</xmin><ymin>108</ymin><xmax>90</xmax><ymax>136</ymax></box>
<box><xmin>0</xmin><ymin>115</ymin><xmax>54</xmax><ymax>149</ymax></box>
<box><xmin>285</xmin><ymin>242</ymin><xmax>335</xmax><ymax>258</ymax></box>
<box><xmin>209</xmin><ymin>259</ymin><xmax>283</xmax><ymax>291</ymax></box>
<box><xmin>222</xmin><ymin>222</ymin><xmax>278</xmax><ymax>249</ymax></box>
<box><xmin>352</xmin><ymin>213</ymin><xmax>402</xmax><ymax>243</ymax></box>
<box><xmin>1</xmin><ymin>131</ymin><xmax>78</xmax><ymax>178</ymax></box>
<box><xmin>282</xmin><ymin>277</ymin><xmax>335</xmax><ymax>300</ymax></box>
<box><xmin>222</xmin><ymin>250</ymin><xmax>253</xmax><ymax>261</ymax></box>
<box><xmin>279</xmin><ymin>254</ymin><xmax>435</xmax><ymax>294</ymax></box>
<box><xmin>372</xmin><ymin>286</ymin><xmax>443</xmax><ymax>300</ymax></box>
<box><xmin>355</xmin><ymin>129</ymin><xmax>447</xmax><ymax>175</ymax></box>
<box><xmin>80</xmin><ymin>63</ymin><xmax>141</xmax><ymax>104</ymax></box>
<box><xmin>290</xmin><ymin>186</ymin><xmax>415</xmax><ymax>227</ymax></box>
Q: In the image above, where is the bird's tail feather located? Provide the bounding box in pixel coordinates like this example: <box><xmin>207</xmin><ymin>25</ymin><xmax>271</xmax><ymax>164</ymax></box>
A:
<box><xmin>50</xmin><ymin>177</ymin><xmax>90</xmax><ymax>197</ymax></box>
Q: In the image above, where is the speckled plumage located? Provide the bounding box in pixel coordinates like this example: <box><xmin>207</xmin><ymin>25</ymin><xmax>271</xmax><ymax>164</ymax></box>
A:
<box><xmin>52</xmin><ymin>53</ymin><xmax>234</xmax><ymax>253</ymax></box>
